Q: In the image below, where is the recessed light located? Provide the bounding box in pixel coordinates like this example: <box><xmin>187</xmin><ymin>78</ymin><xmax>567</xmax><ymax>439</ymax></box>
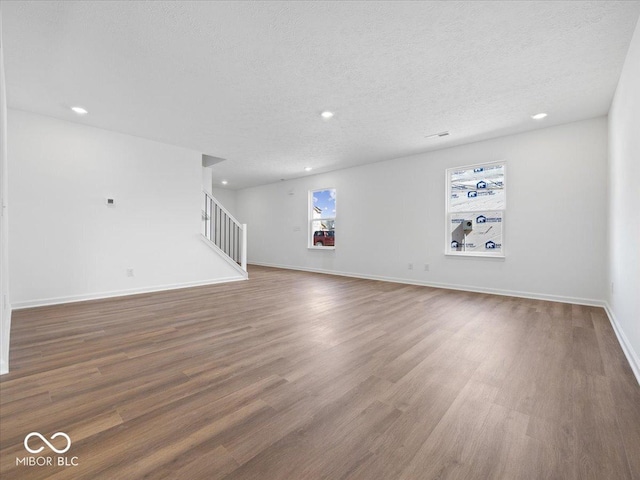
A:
<box><xmin>71</xmin><ymin>106</ymin><xmax>88</xmax><ymax>115</ymax></box>
<box><xmin>221</xmin><ymin>180</ymin><xmax>228</xmax><ymax>185</ymax></box>
<box><xmin>425</xmin><ymin>131</ymin><xmax>450</xmax><ymax>139</ymax></box>
<box><xmin>531</xmin><ymin>113</ymin><xmax>547</xmax><ymax>120</ymax></box>
<box><xmin>321</xmin><ymin>111</ymin><xmax>334</xmax><ymax>119</ymax></box>
<box><xmin>304</xmin><ymin>167</ymin><xmax>313</xmax><ymax>172</ymax></box>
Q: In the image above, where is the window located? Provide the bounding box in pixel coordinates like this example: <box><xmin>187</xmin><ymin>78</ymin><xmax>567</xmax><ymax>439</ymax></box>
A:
<box><xmin>446</xmin><ymin>162</ymin><xmax>505</xmax><ymax>256</ymax></box>
<box><xmin>309</xmin><ymin>188</ymin><xmax>336</xmax><ymax>248</ymax></box>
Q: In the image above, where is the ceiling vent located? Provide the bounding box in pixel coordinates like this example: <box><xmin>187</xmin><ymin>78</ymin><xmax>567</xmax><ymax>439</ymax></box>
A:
<box><xmin>425</xmin><ymin>131</ymin><xmax>450</xmax><ymax>139</ymax></box>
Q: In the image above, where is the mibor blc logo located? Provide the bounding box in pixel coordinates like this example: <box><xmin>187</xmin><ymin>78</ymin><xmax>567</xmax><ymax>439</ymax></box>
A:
<box><xmin>17</xmin><ymin>432</ymin><xmax>78</xmax><ymax>467</ymax></box>
<box><xmin>24</xmin><ymin>432</ymin><xmax>71</xmax><ymax>454</ymax></box>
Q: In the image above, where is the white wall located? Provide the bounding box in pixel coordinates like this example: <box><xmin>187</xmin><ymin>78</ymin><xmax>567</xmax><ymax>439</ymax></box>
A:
<box><xmin>237</xmin><ymin>117</ymin><xmax>608</xmax><ymax>304</ymax></box>
<box><xmin>9</xmin><ymin>110</ymin><xmax>245</xmax><ymax>308</ymax></box>
<box><xmin>211</xmin><ymin>188</ymin><xmax>238</xmax><ymax>220</ymax></box>
<box><xmin>202</xmin><ymin>166</ymin><xmax>213</xmax><ymax>195</ymax></box>
<box><xmin>0</xmin><ymin>9</ymin><xmax>11</xmax><ymax>375</ymax></box>
<box><xmin>202</xmin><ymin>167</ymin><xmax>239</xmax><ymax>219</ymax></box>
<box><xmin>608</xmin><ymin>16</ymin><xmax>640</xmax><ymax>380</ymax></box>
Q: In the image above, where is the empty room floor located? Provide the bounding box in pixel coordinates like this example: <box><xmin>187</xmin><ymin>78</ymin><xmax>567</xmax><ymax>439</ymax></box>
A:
<box><xmin>1</xmin><ymin>266</ymin><xmax>639</xmax><ymax>479</ymax></box>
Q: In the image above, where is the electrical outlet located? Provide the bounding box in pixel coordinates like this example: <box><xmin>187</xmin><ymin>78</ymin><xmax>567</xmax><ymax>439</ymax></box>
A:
<box><xmin>424</xmin><ymin>264</ymin><xmax>430</xmax><ymax>271</ymax></box>
<box><xmin>126</xmin><ymin>268</ymin><xmax>134</xmax><ymax>277</ymax></box>
<box><xmin>408</xmin><ymin>263</ymin><xmax>413</xmax><ymax>270</ymax></box>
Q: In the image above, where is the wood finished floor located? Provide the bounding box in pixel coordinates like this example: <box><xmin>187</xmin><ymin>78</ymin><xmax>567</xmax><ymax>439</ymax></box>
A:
<box><xmin>1</xmin><ymin>265</ymin><xmax>639</xmax><ymax>480</ymax></box>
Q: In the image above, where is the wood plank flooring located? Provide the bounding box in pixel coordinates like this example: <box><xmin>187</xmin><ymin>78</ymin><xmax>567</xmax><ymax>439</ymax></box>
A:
<box><xmin>1</xmin><ymin>265</ymin><xmax>639</xmax><ymax>479</ymax></box>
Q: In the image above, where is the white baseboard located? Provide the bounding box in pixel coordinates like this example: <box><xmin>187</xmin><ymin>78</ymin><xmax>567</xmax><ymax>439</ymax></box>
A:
<box><xmin>11</xmin><ymin>276</ymin><xmax>247</xmax><ymax>310</ymax></box>
<box><xmin>604</xmin><ymin>303</ymin><xmax>640</xmax><ymax>385</ymax></box>
<box><xmin>249</xmin><ymin>262</ymin><xmax>605</xmax><ymax>307</ymax></box>
<box><xmin>0</xmin><ymin>359</ymin><xmax>7</xmax><ymax>376</ymax></box>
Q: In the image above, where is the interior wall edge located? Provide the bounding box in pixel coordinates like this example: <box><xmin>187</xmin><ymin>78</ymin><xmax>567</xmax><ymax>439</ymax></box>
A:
<box><xmin>249</xmin><ymin>262</ymin><xmax>606</xmax><ymax>307</ymax></box>
<box><xmin>10</xmin><ymin>276</ymin><xmax>247</xmax><ymax>311</ymax></box>
<box><xmin>604</xmin><ymin>303</ymin><xmax>640</xmax><ymax>386</ymax></box>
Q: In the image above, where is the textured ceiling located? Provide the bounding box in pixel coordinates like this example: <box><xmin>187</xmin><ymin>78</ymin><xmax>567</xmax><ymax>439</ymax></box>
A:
<box><xmin>3</xmin><ymin>1</ymin><xmax>640</xmax><ymax>189</ymax></box>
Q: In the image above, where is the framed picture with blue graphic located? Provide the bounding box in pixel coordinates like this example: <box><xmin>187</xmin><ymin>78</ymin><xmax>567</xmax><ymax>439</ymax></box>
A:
<box><xmin>446</xmin><ymin>162</ymin><xmax>505</xmax><ymax>257</ymax></box>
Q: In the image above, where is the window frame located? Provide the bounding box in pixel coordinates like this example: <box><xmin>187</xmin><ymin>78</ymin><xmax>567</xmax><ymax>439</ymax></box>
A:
<box><xmin>445</xmin><ymin>161</ymin><xmax>506</xmax><ymax>258</ymax></box>
<box><xmin>308</xmin><ymin>188</ymin><xmax>336</xmax><ymax>250</ymax></box>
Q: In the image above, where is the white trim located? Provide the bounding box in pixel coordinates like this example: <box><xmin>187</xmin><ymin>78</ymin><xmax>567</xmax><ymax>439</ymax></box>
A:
<box><xmin>0</xmin><ymin>15</ymin><xmax>10</xmax><ymax>376</ymax></box>
<box><xmin>447</xmin><ymin>159</ymin><xmax>507</xmax><ymax>176</ymax></box>
<box><xmin>200</xmin><ymin>234</ymin><xmax>248</xmax><ymax>277</ymax></box>
<box><xmin>0</xmin><ymin>306</ymin><xmax>9</xmax><ymax>375</ymax></box>
<box><xmin>309</xmin><ymin>188</ymin><xmax>336</xmax><ymax>249</ymax></box>
<box><xmin>446</xmin><ymin>161</ymin><xmax>506</xmax><ymax>256</ymax></box>
<box><xmin>11</xmin><ymin>276</ymin><xmax>246</xmax><ymax>310</ymax></box>
<box><xmin>241</xmin><ymin>224</ymin><xmax>247</xmax><ymax>271</ymax></box>
<box><xmin>445</xmin><ymin>252</ymin><xmax>505</xmax><ymax>259</ymax></box>
<box><xmin>604</xmin><ymin>303</ymin><xmax>640</xmax><ymax>386</ymax></box>
<box><xmin>249</xmin><ymin>261</ymin><xmax>604</xmax><ymax>307</ymax></box>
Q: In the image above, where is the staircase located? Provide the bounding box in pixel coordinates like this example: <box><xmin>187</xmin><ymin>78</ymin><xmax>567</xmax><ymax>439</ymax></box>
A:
<box><xmin>202</xmin><ymin>191</ymin><xmax>247</xmax><ymax>276</ymax></box>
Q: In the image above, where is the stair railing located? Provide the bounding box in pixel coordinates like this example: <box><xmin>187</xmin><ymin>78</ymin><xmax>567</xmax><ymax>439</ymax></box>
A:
<box><xmin>202</xmin><ymin>192</ymin><xmax>247</xmax><ymax>271</ymax></box>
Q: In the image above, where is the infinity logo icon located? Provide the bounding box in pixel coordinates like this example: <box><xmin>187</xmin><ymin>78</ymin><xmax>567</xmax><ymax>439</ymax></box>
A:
<box><xmin>24</xmin><ymin>432</ymin><xmax>71</xmax><ymax>454</ymax></box>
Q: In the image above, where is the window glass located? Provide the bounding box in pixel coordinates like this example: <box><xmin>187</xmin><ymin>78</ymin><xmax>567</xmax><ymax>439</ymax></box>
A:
<box><xmin>310</xmin><ymin>189</ymin><xmax>336</xmax><ymax>248</ymax></box>
<box><xmin>450</xmin><ymin>164</ymin><xmax>505</xmax><ymax>212</ymax></box>
<box><xmin>447</xmin><ymin>164</ymin><xmax>505</xmax><ymax>256</ymax></box>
